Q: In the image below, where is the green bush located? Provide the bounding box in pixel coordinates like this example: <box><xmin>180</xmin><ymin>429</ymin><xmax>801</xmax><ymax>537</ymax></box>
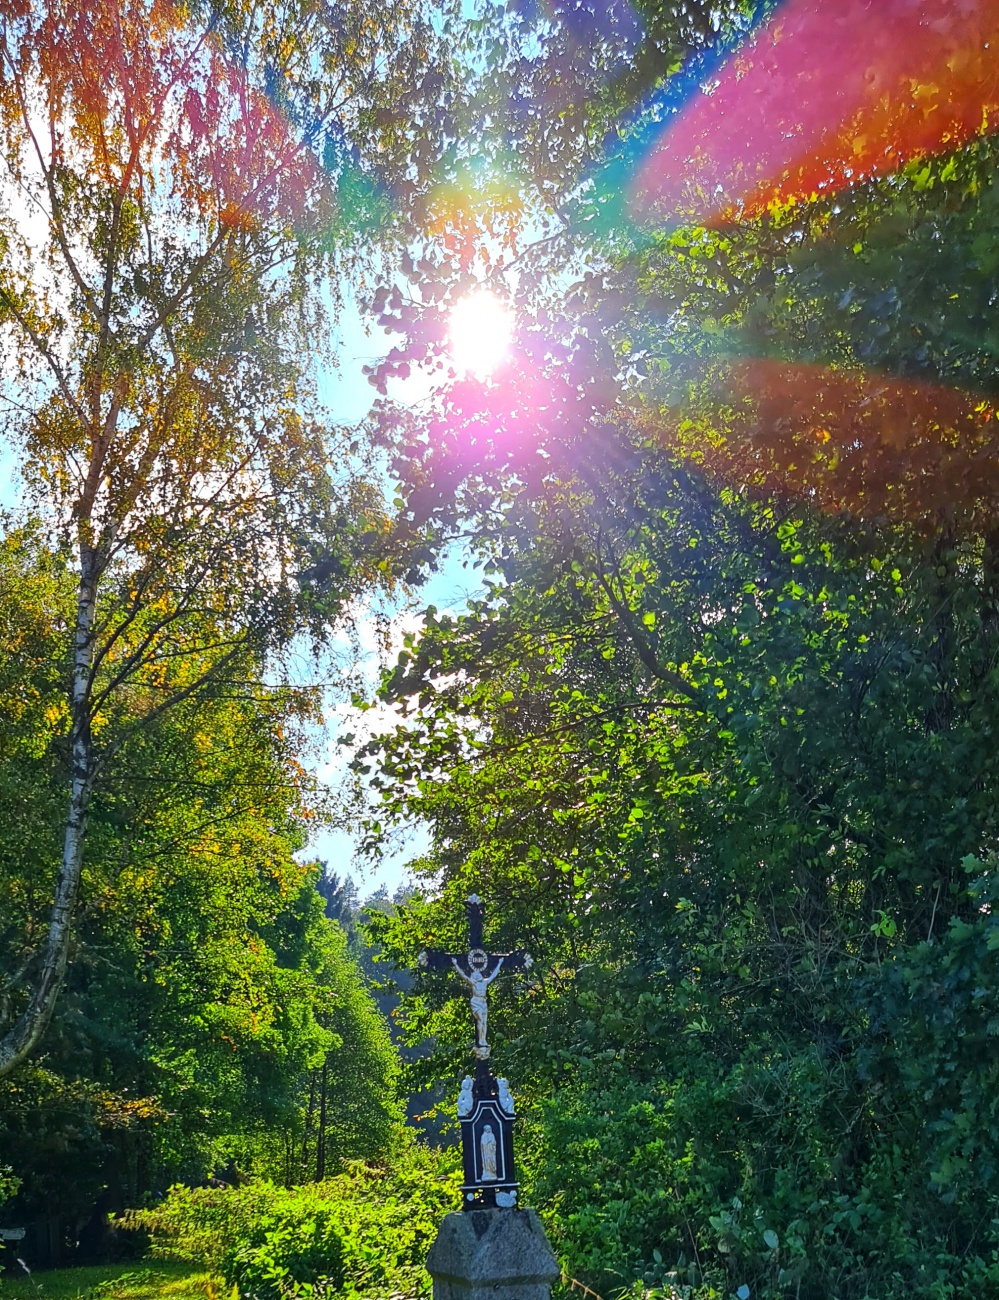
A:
<box><xmin>223</xmin><ymin>1197</ymin><xmax>346</xmax><ymax>1300</ymax></box>
<box><xmin>522</xmin><ymin>893</ymin><xmax>999</xmax><ymax>1300</ymax></box>
<box><xmin>133</xmin><ymin>1147</ymin><xmax>461</xmax><ymax>1300</ymax></box>
<box><xmin>512</xmin><ymin>867</ymin><xmax>999</xmax><ymax>1300</ymax></box>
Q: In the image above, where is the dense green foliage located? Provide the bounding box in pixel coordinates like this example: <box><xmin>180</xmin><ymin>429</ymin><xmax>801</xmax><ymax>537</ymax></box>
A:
<box><xmin>365</xmin><ymin>469</ymin><xmax>999</xmax><ymax>1297</ymax></box>
<box><xmin>134</xmin><ymin>1149</ymin><xmax>461</xmax><ymax>1300</ymax></box>
<box><xmin>0</xmin><ymin>532</ymin><xmax>400</xmax><ymax>1251</ymax></box>
<box><xmin>354</xmin><ymin>8</ymin><xmax>999</xmax><ymax>1299</ymax></box>
<box><xmin>0</xmin><ymin>0</ymin><xmax>482</xmax><ymax>1083</ymax></box>
<box><xmin>0</xmin><ymin>0</ymin><xmax>450</xmax><ymax>1266</ymax></box>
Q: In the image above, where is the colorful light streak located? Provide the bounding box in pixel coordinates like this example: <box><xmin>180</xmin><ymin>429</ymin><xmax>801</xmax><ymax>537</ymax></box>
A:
<box><xmin>631</xmin><ymin>0</ymin><xmax>999</xmax><ymax>224</ymax></box>
<box><xmin>49</xmin><ymin>0</ymin><xmax>999</xmax><ymax>530</ymax></box>
<box><xmin>653</xmin><ymin>358</ymin><xmax>999</xmax><ymax>529</ymax></box>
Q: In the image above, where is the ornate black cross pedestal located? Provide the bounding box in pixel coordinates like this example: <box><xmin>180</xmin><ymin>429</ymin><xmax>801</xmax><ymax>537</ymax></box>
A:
<box><xmin>421</xmin><ymin>894</ymin><xmax>558</xmax><ymax>1300</ymax></box>
<box><xmin>419</xmin><ymin>895</ymin><xmax>532</xmax><ymax>1210</ymax></box>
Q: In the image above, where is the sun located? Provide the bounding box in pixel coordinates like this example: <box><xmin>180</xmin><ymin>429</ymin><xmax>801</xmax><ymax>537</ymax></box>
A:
<box><xmin>448</xmin><ymin>290</ymin><xmax>514</xmax><ymax>379</ymax></box>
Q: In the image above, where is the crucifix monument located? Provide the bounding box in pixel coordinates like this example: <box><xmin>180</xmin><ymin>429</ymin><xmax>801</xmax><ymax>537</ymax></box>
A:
<box><xmin>418</xmin><ymin>894</ymin><xmax>532</xmax><ymax>1209</ymax></box>
<box><xmin>420</xmin><ymin>894</ymin><xmax>559</xmax><ymax>1300</ymax></box>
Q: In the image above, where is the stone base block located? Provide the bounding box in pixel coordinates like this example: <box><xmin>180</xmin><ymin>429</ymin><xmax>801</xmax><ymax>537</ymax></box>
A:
<box><xmin>426</xmin><ymin>1208</ymin><xmax>560</xmax><ymax>1300</ymax></box>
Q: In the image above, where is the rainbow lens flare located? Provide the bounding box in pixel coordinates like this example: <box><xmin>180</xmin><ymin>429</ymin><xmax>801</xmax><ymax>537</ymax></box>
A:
<box><xmin>631</xmin><ymin>0</ymin><xmax>999</xmax><ymax>224</ymax></box>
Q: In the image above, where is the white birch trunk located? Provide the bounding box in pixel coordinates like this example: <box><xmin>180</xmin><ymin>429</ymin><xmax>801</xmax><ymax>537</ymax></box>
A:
<box><xmin>0</xmin><ymin>556</ymin><xmax>97</xmax><ymax>1076</ymax></box>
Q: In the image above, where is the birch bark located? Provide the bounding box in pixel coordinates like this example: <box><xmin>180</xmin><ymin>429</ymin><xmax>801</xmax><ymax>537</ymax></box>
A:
<box><xmin>0</xmin><ymin>553</ymin><xmax>98</xmax><ymax>1074</ymax></box>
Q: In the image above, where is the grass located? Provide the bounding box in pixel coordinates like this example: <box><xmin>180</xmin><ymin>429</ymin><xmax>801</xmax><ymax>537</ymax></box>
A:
<box><xmin>0</xmin><ymin>1260</ymin><xmax>225</xmax><ymax>1300</ymax></box>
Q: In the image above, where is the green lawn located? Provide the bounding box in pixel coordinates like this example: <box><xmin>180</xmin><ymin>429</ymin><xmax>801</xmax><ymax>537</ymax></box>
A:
<box><xmin>0</xmin><ymin>1260</ymin><xmax>222</xmax><ymax>1300</ymax></box>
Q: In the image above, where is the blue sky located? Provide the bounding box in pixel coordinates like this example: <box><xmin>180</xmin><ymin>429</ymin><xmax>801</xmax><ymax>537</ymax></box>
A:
<box><xmin>310</xmin><ymin>297</ymin><xmax>479</xmax><ymax>899</ymax></box>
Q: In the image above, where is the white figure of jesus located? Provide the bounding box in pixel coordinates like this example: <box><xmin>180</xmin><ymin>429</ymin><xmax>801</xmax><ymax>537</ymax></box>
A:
<box><xmin>452</xmin><ymin>953</ymin><xmax>504</xmax><ymax>1054</ymax></box>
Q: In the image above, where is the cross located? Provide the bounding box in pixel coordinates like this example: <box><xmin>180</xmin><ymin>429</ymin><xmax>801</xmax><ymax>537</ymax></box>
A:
<box><xmin>418</xmin><ymin>893</ymin><xmax>533</xmax><ymax>1211</ymax></box>
<box><xmin>418</xmin><ymin>894</ymin><xmax>532</xmax><ymax>1061</ymax></box>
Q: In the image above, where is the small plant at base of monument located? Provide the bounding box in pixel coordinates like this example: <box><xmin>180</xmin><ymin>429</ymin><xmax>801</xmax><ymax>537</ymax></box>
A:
<box><xmin>132</xmin><ymin>1148</ymin><xmax>461</xmax><ymax>1300</ymax></box>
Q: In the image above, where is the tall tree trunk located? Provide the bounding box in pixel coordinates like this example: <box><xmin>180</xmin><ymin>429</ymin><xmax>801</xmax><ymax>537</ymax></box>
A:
<box><xmin>301</xmin><ymin>1070</ymin><xmax>318</xmax><ymax>1179</ymax></box>
<box><xmin>315</xmin><ymin>1059</ymin><xmax>328</xmax><ymax>1181</ymax></box>
<box><xmin>0</xmin><ymin>558</ymin><xmax>97</xmax><ymax>1076</ymax></box>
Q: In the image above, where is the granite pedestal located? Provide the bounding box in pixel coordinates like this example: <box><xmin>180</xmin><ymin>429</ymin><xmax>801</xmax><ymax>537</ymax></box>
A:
<box><xmin>426</xmin><ymin>1207</ymin><xmax>559</xmax><ymax>1300</ymax></box>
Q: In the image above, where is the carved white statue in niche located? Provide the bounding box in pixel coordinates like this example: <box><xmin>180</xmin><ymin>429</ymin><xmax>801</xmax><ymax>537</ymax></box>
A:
<box><xmin>480</xmin><ymin>1124</ymin><xmax>498</xmax><ymax>1180</ymax></box>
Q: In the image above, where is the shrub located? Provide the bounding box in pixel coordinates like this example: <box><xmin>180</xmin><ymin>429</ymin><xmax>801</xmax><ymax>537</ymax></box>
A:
<box><xmin>132</xmin><ymin>1147</ymin><xmax>461</xmax><ymax>1300</ymax></box>
<box><xmin>0</xmin><ymin>1163</ymin><xmax>19</xmax><ymax>1209</ymax></box>
<box><xmin>223</xmin><ymin>1196</ymin><xmax>346</xmax><ymax>1300</ymax></box>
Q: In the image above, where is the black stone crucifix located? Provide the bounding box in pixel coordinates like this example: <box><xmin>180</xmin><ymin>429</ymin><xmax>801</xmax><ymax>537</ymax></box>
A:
<box><xmin>418</xmin><ymin>894</ymin><xmax>533</xmax><ymax>1066</ymax></box>
<box><xmin>417</xmin><ymin>894</ymin><xmax>532</xmax><ymax>1210</ymax></box>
